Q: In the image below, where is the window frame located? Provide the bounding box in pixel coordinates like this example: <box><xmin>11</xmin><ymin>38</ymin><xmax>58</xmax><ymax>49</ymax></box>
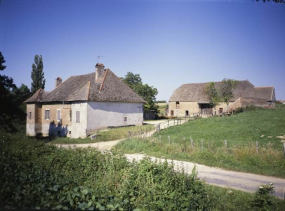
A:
<box><xmin>45</xmin><ymin>109</ymin><xmax>50</xmax><ymax>120</ymax></box>
<box><xmin>57</xmin><ymin>109</ymin><xmax>61</xmax><ymax>122</ymax></box>
<box><xmin>76</xmin><ymin>111</ymin><xmax>80</xmax><ymax>123</ymax></box>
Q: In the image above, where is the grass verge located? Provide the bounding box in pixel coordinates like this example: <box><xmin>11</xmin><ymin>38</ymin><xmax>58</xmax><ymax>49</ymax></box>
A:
<box><xmin>1</xmin><ymin>131</ymin><xmax>284</xmax><ymax>210</ymax></box>
<box><xmin>115</xmin><ymin>107</ymin><xmax>285</xmax><ymax>177</ymax></box>
<box><xmin>48</xmin><ymin>124</ymin><xmax>154</xmax><ymax>144</ymax></box>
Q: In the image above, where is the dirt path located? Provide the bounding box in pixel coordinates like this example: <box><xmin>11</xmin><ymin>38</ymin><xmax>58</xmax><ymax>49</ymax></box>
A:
<box><xmin>56</xmin><ymin>139</ymin><xmax>123</xmax><ymax>151</ymax></box>
<box><xmin>124</xmin><ymin>154</ymin><xmax>285</xmax><ymax>199</ymax></box>
<box><xmin>54</xmin><ymin>119</ymin><xmax>285</xmax><ymax>199</ymax></box>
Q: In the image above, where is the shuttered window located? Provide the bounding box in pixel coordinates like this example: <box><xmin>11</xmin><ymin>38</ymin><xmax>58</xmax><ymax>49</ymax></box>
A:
<box><xmin>45</xmin><ymin>110</ymin><xmax>50</xmax><ymax>120</ymax></box>
<box><xmin>76</xmin><ymin>111</ymin><xmax>80</xmax><ymax>123</ymax></box>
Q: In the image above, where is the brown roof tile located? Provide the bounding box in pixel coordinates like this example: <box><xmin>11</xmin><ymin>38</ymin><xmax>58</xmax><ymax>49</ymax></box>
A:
<box><xmin>169</xmin><ymin>80</ymin><xmax>274</xmax><ymax>102</ymax></box>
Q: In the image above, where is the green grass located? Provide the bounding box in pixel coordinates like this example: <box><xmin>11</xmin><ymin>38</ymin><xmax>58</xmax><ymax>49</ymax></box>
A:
<box><xmin>115</xmin><ymin>107</ymin><xmax>285</xmax><ymax>177</ymax></box>
<box><xmin>157</xmin><ymin>103</ymin><xmax>168</xmax><ymax>116</ymax></box>
<box><xmin>48</xmin><ymin>124</ymin><xmax>154</xmax><ymax>144</ymax></box>
<box><xmin>1</xmin><ymin>131</ymin><xmax>284</xmax><ymax>210</ymax></box>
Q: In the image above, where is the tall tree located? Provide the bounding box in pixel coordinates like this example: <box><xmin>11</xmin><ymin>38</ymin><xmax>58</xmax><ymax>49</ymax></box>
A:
<box><xmin>0</xmin><ymin>52</ymin><xmax>27</xmax><ymax>131</ymax></box>
<box><xmin>219</xmin><ymin>79</ymin><xmax>239</xmax><ymax>106</ymax></box>
<box><xmin>0</xmin><ymin>51</ymin><xmax>6</xmax><ymax>71</ymax></box>
<box><xmin>204</xmin><ymin>79</ymin><xmax>238</xmax><ymax>106</ymax></box>
<box><xmin>123</xmin><ymin>72</ymin><xmax>159</xmax><ymax>114</ymax></box>
<box><xmin>204</xmin><ymin>82</ymin><xmax>220</xmax><ymax>107</ymax></box>
<box><xmin>31</xmin><ymin>55</ymin><xmax>45</xmax><ymax>93</ymax></box>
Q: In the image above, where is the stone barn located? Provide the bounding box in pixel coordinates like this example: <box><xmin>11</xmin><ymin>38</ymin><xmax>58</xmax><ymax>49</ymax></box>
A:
<box><xmin>25</xmin><ymin>63</ymin><xmax>145</xmax><ymax>138</ymax></box>
<box><xmin>168</xmin><ymin>80</ymin><xmax>276</xmax><ymax>117</ymax></box>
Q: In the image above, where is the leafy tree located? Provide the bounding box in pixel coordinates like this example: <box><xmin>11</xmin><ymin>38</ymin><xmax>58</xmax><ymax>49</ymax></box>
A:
<box><xmin>0</xmin><ymin>51</ymin><xmax>6</xmax><ymax>71</ymax></box>
<box><xmin>204</xmin><ymin>82</ymin><xmax>220</xmax><ymax>107</ymax></box>
<box><xmin>0</xmin><ymin>52</ymin><xmax>28</xmax><ymax>132</ymax></box>
<box><xmin>12</xmin><ymin>84</ymin><xmax>31</xmax><ymax>104</ymax></box>
<box><xmin>123</xmin><ymin>72</ymin><xmax>159</xmax><ymax>114</ymax></box>
<box><xmin>219</xmin><ymin>79</ymin><xmax>239</xmax><ymax>106</ymax></box>
<box><xmin>31</xmin><ymin>55</ymin><xmax>45</xmax><ymax>93</ymax></box>
<box><xmin>204</xmin><ymin>79</ymin><xmax>238</xmax><ymax>107</ymax></box>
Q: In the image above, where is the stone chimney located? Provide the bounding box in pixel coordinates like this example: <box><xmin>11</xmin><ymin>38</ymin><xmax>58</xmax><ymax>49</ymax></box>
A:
<box><xmin>55</xmin><ymin>77</ymin><xmax>62</xmax><ymax>88</ymax></box>
<box><xmin>95</xmin><ymin>63</ymin><xmax>105</xmax><ymax>80</ymax></box>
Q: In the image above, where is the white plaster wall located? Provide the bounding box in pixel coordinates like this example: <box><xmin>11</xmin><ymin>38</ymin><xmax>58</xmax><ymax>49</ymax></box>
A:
<box><xmin>26</xmin><ymin>124</ymin><xmax>35</xmax><ymax>136</ymax></box>
<box><xmin>86</xmin><ymin>102</ymin><xmax>144</xmax><ymax>134</ymax></box>
<box><xmin>26</xmin><ymin>104</ymin><xmax>35</xmax><ymax>136</ymax></box>
<box><xmin>70</xmin><ymin>102</ymin><xmax>88</xmax><ymax>138</ymax></box>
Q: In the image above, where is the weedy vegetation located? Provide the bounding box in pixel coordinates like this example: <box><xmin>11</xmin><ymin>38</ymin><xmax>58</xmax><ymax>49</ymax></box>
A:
<box><xmin>116</xmin><ymin>106</ymin><xmax>285</xmax><ymax>177</ymax></box>
<box><xmin>1</xmin><ymin>131</ymin><xmax>284</xmax><ymax>210</ymax></box>
<box><xmin>48</xmin><ymin>124</ymin><xmax>154</xmax><ymax>144</ymax></box>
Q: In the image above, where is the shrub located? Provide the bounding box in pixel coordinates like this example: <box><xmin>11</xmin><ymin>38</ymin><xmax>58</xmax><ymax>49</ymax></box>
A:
<box><xmin>0</xmin><ymin>132</ymin><xmax>213</xmax><ymax>210</ymax></box>
<box><xmin>251</xmin><ymin>183</ymin><xmax>276</xmax><ymax>210</ymax></box>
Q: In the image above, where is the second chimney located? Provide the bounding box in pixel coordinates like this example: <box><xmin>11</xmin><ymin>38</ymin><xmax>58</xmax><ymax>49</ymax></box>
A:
<box><xmin>55</xmin><ymin>77</ymin><xmax>62</xmax><ymax>88</ymax></box>
<box><xmin>95</xmin><ymin>63</ymin><xmax>105</xmax><ymax>80</ymax></box>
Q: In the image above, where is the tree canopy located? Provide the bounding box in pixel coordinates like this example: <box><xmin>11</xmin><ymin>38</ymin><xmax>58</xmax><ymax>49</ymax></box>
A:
<box><xmin>31</xmin><ymin>55</ymin><xmax>45</xmax><ymax>93</ymax></box>
<box><xmin>0</xmin><ymin>51</ymin><xmax>6</xmax><ymax>71</ymax></box>
<box><xmin>204</xmin><ymin>82</ymin><xmax>220</xmax><ymax>107</ymax></box>
<box><xmin>0</xmin><ymin>51</ymin><xmax>31</xmax><ymax>132</ymax></box>
<box><xmin>204</xmin><ymin>79</ymin><xmax>239</xmax><ymax>107</ymax></box>
<box><xmin>122</xmin><ymin>72</ymin><xmax>159</xmax><ymax>114</ymax></box>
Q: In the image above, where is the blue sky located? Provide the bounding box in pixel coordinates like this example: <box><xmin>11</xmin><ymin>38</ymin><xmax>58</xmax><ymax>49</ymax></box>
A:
<box><xmin>0</xmin><ymin>0</ymin><xmax>284</xmax><ymax>101</ymax></box>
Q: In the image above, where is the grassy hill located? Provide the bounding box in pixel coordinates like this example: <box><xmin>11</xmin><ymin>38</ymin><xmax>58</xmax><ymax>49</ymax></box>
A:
<box><xmin>116</xmin><ymin>106</ymin><xmax>285</xmax><ymax>177</ymax></box>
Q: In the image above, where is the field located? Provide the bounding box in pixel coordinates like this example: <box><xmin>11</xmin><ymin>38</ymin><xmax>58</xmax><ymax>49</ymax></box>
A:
<box><xmin>1</xmin><ymin>131</ymin><xmax>284</xmax><ymax>210</ymax></box>
<box><xmin>116</xmin><ymin>106</ymin><xmax>285</xmax><ymax>178</ymax></box>
<box><xmin>48</xmin><ymin>125</ymin><xmax>154</xmax><ymax>144</ymax></box>
<box><xmin>157</xmin><ymin>103</ymin><xmax>168</xmax><ymax>117</ymax></box>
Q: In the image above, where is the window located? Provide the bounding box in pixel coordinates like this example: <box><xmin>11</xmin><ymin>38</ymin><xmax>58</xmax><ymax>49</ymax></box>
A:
<box><xmin>171</xmin><ymin>110</ymin><xmax>174</xmax><ymax>116</ymax></box>
<box><xmin>70</xmin><ymin>110</ymin><xmax>72</xmax><ymax>121</ymax></box>
<box><xmin>76</xmin><ymin>111</ymin><xmax>80</xmax><ymax>123</ymax></box>
<box><xmin>28</xmin><ymin>112</ymin><xmax>32</xmax><ymax>120</ymax></box>
<box><xmin>185</xmin><ymin>110</ymin><xmax>189</xmax><ymax>116</ymax></box>
<box><xmin>45</xmin><ymin>109</ymin><xmax>50</xmax><ymax>120</ymax></box>
<box><xmin>57</xmin><ymin>109</ymin><xmax>61</xmax><ymax>121</ymax></box>
<box><xmin>124</xmin><ymin>116</ymin><xmax>127</xmax><ymax>122</ymax></box>
<box><xmin>219</xmin><ymin>108</ymin><xmax>223</xmax><ymax>114</ymax></box>
<box><xmin>176</xmin><ymin>101</ymin><xmax>180</xmax><ymax>109</ymax></box>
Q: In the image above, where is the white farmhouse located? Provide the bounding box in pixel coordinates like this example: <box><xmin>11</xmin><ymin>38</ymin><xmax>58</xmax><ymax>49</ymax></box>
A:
<box><xmin>25</xmin><ymin>63</ymin><xmax>145</xmax><ymax>138</ymax></box>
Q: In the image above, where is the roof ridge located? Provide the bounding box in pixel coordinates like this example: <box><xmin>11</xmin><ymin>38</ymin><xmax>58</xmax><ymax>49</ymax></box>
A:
<box><xmin>67</xmin><ymin>81</ymin><xmax>91</xmax><ymax>101</ymax></box>
<box><xmin>182</xmin><ymin>80</ymin><xmax>250</xmax><ymax>86</ymax></box>
<box><xmin>86</xmin><ymin>81</ymin><xmax>91</xmax><ymax>100</ymax></box>
<box><xmin>24</xmin><ymin>88</ymin><xmax>42</xmax><ymax>103</ymax></box>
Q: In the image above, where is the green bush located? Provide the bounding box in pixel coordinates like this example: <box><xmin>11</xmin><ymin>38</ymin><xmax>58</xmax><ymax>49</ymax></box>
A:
<box><xmin>0</xmin><ymin>132</ymin><xmax>213</xmax><ymax>210</ymax></box>
<box><xmin>251</xmin><ymin>183</ymin><xmax>276</xmax><ymax>210</ymax></box>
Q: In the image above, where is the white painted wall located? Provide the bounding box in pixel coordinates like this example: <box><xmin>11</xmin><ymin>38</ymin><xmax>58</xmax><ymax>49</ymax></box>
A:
<box><xmin>70</xmin><ymin>102</ymin><xmax>88</xmax><ymax>138</ymax></box>
<box><xmin>26</xmin><ymin>104</ymin><xmax>35</xmax><ymax>136</ymax></box>
<box><xmin>86</xmin><ymin>102</ymin><xmax>144</xmax><ymax>134</ymax></box>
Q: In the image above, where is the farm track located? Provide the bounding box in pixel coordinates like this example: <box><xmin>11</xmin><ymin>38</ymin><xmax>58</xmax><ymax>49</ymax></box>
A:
<box><xmin>55</xmin><ymin>119</ymin><xmax>285</xmax><ymax>199</ymax></box>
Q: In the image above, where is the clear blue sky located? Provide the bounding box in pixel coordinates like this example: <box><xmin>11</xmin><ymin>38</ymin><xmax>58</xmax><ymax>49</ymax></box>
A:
<box><xmin>0</xmin><ymin>0</ymin><xmax>284</xmax><ymax>101</ymax></box>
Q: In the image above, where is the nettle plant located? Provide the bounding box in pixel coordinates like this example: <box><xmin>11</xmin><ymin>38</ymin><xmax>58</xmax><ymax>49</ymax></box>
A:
<box><xmin>251</xmin><ymin>183</ymin><xmax>276</xmax><ymax>210</ymax></box>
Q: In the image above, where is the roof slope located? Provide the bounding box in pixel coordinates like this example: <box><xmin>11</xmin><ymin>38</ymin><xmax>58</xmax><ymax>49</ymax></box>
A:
<box><xmin>25</xmin><ymin>69</ymin><xmax>145</xmax><ymax>103</ymax></box>
<box><xmin>169</xmin><ymin>80</ymin><xmax>274</xmax><ymax>103</ymax></box>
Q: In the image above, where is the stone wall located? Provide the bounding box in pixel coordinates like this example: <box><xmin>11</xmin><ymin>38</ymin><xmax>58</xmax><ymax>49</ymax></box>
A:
<box><xmin>168</xmin><ymin>101</ymin><xmax>232</xmax><ymax>117</ymax></box>
<box><xmin>41</xmin><ymin>103</ymin><xmax>72</xmax><ymax>137</ymax></box>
